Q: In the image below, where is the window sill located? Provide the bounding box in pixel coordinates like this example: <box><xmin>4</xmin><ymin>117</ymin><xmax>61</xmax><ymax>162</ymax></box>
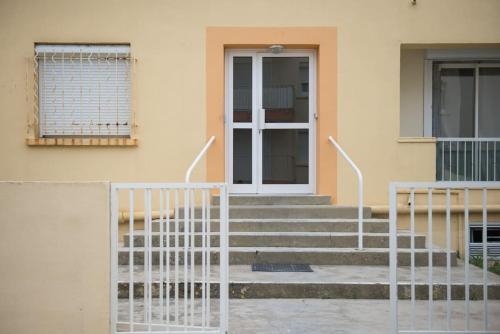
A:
<box><xmin>26</xmin><ymin>137</ymin><xmax>138</xmax><ymax>146</ymax></box>
<box><xmin>397</xmin><ymin>137</ymin><xmax>436</xmax><ymax>143</ymax></box>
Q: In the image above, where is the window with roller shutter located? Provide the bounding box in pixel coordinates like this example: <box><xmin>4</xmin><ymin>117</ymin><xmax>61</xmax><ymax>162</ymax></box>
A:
<box><xmin>35</xmin><ymin>44</ymin><xmax>132</xmax><ymax>138</ymax></box>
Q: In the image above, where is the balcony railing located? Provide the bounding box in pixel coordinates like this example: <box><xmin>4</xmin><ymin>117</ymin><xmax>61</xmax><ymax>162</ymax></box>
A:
<box><xmin>436</xmin><ymin>138</ymin><xmax>500</xmax><ymax>181</ymax></box>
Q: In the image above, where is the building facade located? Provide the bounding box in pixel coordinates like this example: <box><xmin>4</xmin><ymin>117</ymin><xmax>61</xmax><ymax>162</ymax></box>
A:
<box><xmin>1</xmin><ymin>1</ymin><xmax>500</xmax><ymax>334</ymax></box>
<box><xmin>1</xmin><ymin>0</ymin><xmax>499</xmax><ymax>206</ymax></box>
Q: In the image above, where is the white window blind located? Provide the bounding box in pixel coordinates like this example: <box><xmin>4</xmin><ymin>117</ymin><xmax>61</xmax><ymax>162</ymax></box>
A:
<box><xmin>36</xmin><ymin>44</ymin><xmax>131</xmax><ymax>137</ymax></box>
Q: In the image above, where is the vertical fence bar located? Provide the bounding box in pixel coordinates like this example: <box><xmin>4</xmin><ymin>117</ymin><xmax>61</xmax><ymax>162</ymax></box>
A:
<box><xmin>494</xmin><ymin>142</ymin><xmax>497</xmax><ymax>181</ymax></box>
<box><xmin>410</xmin><ymin>189</ymin><xmax>416</xmax><ymax>331</ymax></box>
<box><xmin>389</xmin><ymin>183</ymin><xmax>398</xmax><ymax>334</ymax></box>
<box><xmin>427</xmin><ymin>188</ymin><xmax>433</xmax><ymax>331</ymax></box>
<box><xmin>166</xmin><ymin>190</ymin><xmax>170</xmax><ymax>325</ymax></box>
<box><xmin>159</xmin><ymin>190</ymin><xmax>164</xmax><ymax>324</ymax></box>
<box><xmin>486</xmin><ymin>142</ymin><xmax>490</xmax><ymax>181</ymax></box>
<box><xmin>128</xmin><ymin>189</ymin><xmax>135</xmax><ymax>331</ymax></box>
<box><xmin>219</xmin><ymin>186</ymin><xmax>229</xmax><ymax>334</ymax></box>
<box><xmin>207</xmin><ymin>189</ymin><xmax>211</xmax><ymax>328</ymax></box>
<box><xmin>442</xmin><ymin>141</ymin><xmax>445</xmax><ymax>181</ymax></box>
<box><xmin>190</xmin><ymin>189</ymin><xmax>195</xmax><ymax>326</ymax></box>
<box><xmin>479</xmin><ymin>141</ymin><xmax>482</xmax><ymax>181</ymax></box>
<box><xmin>446</xmin><ymin>188</ymin><xmax>451</xmax><ymax>331</ymax></box>
<box><xmin>143</xmin><ymin>189</ymin><xmax>148</xmax><ymax>325</ymax></box>
<box><xmin>201</xmin><ymin>190</ymin><xmax>206</xmax><ymax>328</ymax></box>
<box><xmin>464</xmin><ymin>141</ymin><xmax>467</xmax><ymax>181</ymax></box>
<box><xmin>472</xmin><ymin>142</ymin><xmax>475</xmax><ymax>181</ymax></box>
<box><xmin>456</xmin><ymin>142</ymin><xmax>459</xmax><ymax>181</ymax></box>
<box><xmin>482</xmin><ymin>188</ymin><xmax>488</xmax><ymax>331</ymax></box>
<box><xmin>174</xmin><ymin>190</ymin><xmax>179</xmax><ymax>324</ymax></box>
<box><xmin>183</xmin><ymin>189</ymin><xmax>189</xmax><ymax>327</ymax></box>
<box><xmin>464</xmin><ymin>188</ymin><xmax>470</xmax><ymax>332</ymax></box>
<box><xmin>110</xmin><ymin>186</ymin><xmax>118</xmax><ymax>334</ymax></box>
<box><xmin>449</xmin><ymin>141</ymin><xmax>452</xmax><ymax>181</ymax></box>
<box><xmin>147</xmin><ymin>189</ymin><xmax>153</xmax><ymax>330</ymax></box>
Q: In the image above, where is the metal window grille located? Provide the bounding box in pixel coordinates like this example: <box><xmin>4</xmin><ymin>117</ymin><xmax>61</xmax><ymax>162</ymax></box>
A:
<box><xmin>34</xmin><ymin>44</ymin><xmax>132</xmax><ymax>137</ymax></box>
<box><xmin>436</xmin><ymin>138</ymin><xmax>500</xmax><ymax>182</ymax></box>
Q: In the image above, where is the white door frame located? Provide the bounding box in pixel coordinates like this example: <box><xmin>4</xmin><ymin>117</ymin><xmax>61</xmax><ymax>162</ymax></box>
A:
<box><xmin>225</xmin><ymin>49</ymin><xmax>317</xmax><ymax>194</ymax></box>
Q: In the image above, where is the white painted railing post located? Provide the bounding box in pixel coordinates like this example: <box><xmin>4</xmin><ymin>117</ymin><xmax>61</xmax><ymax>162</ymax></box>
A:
<box><xmin>328</xmin><ymin>136</ymin><xmax>364</xmax><ymax>249</ymax></box>
<box><xmin>388</xmin><ymin>183</ymin><xmax>398</xmax><ymax>334</ymax></box>
<box><xmin>185</xmin><ymin>136</ymin><xmax>216</xmax><ymax>183</ymax></box>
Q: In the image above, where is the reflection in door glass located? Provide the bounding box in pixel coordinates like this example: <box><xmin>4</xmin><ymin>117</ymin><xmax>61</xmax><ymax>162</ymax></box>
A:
<box><xmin>262</xmin><ymin>57</ymin><xmax>309</xmax><ymax>123</ymax></box>
<box><xmin>233</xmin><ymin>57</ymin><xmax>252</xmax><ymax>123</ymax></box>
<box><xmin>262</xmin><ymin>129</ymin><xmax>308</xmax><ymax>184</ymax></box>
<box><xmin>233</xmin><ymin>129</ymin><xmax>252</xmax><ymax>184</ymax></box>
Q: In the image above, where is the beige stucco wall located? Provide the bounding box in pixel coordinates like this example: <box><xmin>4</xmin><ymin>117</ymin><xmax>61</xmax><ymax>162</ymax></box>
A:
<box><xmin>400</xmin><ymin>49</ymin><xmax>425</xmax><ymax>137</ymax></box>
<box><xmin>0</xmin><ymin>182</ymin><xmax>110</xmax><ymax>334</ymax></box>
<box><xmin>1</xmin><ymin>0</ymin><xmax>500</xmax><ymax>206</ymax></box>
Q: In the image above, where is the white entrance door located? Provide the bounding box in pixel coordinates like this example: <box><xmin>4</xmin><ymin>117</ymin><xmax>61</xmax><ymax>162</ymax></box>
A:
<box><xmin>226</xmin><ymin>49</ymin><xmax>316</xmax><ymax>194</ymax></box>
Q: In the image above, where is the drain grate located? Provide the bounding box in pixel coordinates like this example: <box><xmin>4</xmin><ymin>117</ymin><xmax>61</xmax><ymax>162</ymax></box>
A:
<box><xmin>251</xmin><ymin>263</ymin><xmax>313</xmax><ymax>272</ymax></box>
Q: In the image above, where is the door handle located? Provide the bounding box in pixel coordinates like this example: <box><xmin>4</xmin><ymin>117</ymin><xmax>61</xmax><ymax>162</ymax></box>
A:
<box><xmin>259</xmin><ymin>108</ymin><xmax>266</xmax><ymax>133</ymax></box>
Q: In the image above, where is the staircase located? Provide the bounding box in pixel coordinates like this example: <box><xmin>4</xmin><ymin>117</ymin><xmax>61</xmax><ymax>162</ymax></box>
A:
<box><xmin>118</xmin><ymin>195</ymin><xmax>500</xmax><ymax>301</ymax></box>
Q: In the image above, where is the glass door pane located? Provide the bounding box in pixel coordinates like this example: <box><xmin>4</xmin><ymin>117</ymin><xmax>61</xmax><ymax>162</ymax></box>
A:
<box><xmin>262</xmin><ymin>57</ymin><xmax>309</xmax><ymax>123</ymax></box>
<box><xmin>233</xmin><ymin>57</ymin><xmax>252</xmax><ymax>123</ymax></box>
<box><xmin>259</xmin><ymin>54</ymin><xmax>313</xmax><ymax>192</ymax></box>
<box><xmin>230</xmin><ymin>54</ymin><xmax>256</xmax><ymax>193</ymax></box>
<box><xmin>262</xmin><ymin>129</ymin><xmax>308</xmax><ymax>184</ymax></box>
<box><xmin>233</xmin><ymin>129</ymin><xmax>252</xmax><ymax>184</ymax></box>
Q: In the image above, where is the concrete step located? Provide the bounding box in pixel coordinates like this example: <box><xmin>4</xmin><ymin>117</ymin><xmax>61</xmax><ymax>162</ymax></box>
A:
<box><xmin>117</xmin><ymin>264</ymin><xmax>500</xmax><ymax>300</ymax></box>
<box><xmin>151</xmin><ymin>219</ymin><xmax>389</xmax><ymax>233</ymax></box>
<box><xmin>118</xmin><ymin>281</ymin><xmax>500</xmax><ymax>300</ymax></box>
<box><xmin>164</xmin><ymin>205</ymin><xmax>372</xmax><ymax>220</ymax></box>
<box><xmin>124</xmin><ymin>232</ymin><xmax>426</xmax><ymax>249</ymax></box>
<box><xmin>212</xmin><ymin>195</ymin><xmax>331</xmax><ymax>206</ymax></box>
<box><xmin>118</xmin><ymin>247</ymin><xmax>456</xmax><ymax>266</ymax></box>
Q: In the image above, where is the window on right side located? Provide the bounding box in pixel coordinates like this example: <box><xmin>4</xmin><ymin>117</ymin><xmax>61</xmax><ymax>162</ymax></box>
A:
<box><xmin>433</xmin><ymin>62</ymin><xmax>500</xmax><ymax>181</ymax></box>
<box><xmin>400</xmin><ymin>47</ymin><xmax>500</xmax><ymax>182</ymax></box>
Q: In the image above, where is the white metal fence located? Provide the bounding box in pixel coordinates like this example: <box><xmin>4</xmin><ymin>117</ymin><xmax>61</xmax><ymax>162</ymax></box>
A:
<box><xmin>389</xmin><ymin>182</ymin><xmax>500</xmax><ymax>334</ymax></box>
<box><xmin>437</xmin><ymin>138</ymin><xmax>500</xmax><ymax>181</ymax></box>
<box><xmin>110</xmin><ymin>183</ymin><xmax>229</xmax><ymax>334</ymax></box>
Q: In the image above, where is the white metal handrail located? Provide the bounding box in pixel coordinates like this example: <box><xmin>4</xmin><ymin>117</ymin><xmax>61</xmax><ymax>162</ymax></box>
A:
<box><xmin>185</xmin><ymin>136</ymin><xmax>216</xmax><ymax>183</ymax></box>
<box><xmin>328</xmin><ymin>136</ymin><xmax>364</xmax><ymax>249</ymax></box>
